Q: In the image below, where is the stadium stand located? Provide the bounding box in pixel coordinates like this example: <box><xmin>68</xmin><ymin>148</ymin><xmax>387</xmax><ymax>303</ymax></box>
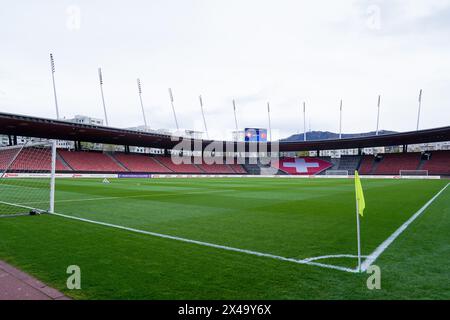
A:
<box><xmin>243</xmin><ymin>163</ymin><xmax>261</xmax><ymax>175</ymax></box>
<box><xmin>229</xmin><ymin>163</ymin><xmax>247</xmax><ymax>174</ymax></box>
<box><xmin>112</xmin><ymin>153</ymin><xmax>172</xmax><ymax>173</ymax></box>
<box><xmin>358</xmin><ymin>155</ymin><xmax>375</xmax><ymax>174</ymax></box>
<box><xmin>0</xmin><ymin>147</ymin><xmax>69</xmax><ymax>171</ymax></box>
<box><xmin>421</xmin><ymin>150</ymin><xmax>450</xmax><ymax>175</ymax></box>
<box><xmin>154</xmin><ymin>156</ymin><xmax>203</xmax><ymax>173</ymax></box>
<box><xmin>2</xmin><ymin>146</ymin><xmax>448</xmax><ymax>176</ymax></box>
<box><xmin>58</xmin><ymin>150</ymin><xmax>127</xmax><ymax>172</ymax></box>
<box><xmin>196</xmin><ymin>161</ymin><xmax>236</xmax><ymax>174</ymax></box>
<box><xmin>337</xmin><ymin>155</ymin><xmax>361</xmax><ymax>172</ymax></box>
<box><xmin>374</xmin><ymin>152</ymin><xmax>421</xmax><ymax>175</ymax></box>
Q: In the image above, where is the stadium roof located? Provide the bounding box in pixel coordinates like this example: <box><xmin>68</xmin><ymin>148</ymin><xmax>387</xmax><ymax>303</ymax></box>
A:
<box><xmin>0</xmin><ymin>112</ymin><xmax>449</xmax><ymax>152</ymax></box>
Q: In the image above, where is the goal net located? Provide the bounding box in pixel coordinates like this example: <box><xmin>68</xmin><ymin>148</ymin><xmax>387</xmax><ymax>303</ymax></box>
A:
<box><xmin>399</xmin><ymin>170</ymin><xmax>429</xmax><ymax>176</ymax></box>
<box><xmin>325</xmin><ymin>170</ymin><xmax>349</xmax><ymax>176</ymax></box>
<box><xmin>0</xmin><ymin>141</ymin><xmax>56</xmax><ymax>217</ymax></box>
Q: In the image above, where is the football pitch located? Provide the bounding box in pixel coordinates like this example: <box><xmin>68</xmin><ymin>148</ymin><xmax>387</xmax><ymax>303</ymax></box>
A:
<box><xmin>0</xmin><ymin>177</ymin><xmax>449</xmax><ymax>299</ymax></box>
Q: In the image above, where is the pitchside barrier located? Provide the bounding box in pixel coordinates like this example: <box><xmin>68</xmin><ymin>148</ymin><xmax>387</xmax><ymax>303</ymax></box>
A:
<box><xmin>1</xmin><ymin>173</ymin><xmax>118</xmax><ymax>179</ymax></box>
<box><xmin>1</xmin><ymin>173</ymin><xmax>441</xmax><ymax>179</ymax></box>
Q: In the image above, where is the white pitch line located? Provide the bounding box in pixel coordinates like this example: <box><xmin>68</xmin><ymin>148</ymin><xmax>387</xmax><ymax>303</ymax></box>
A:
<box><xmin>50</xmin><ymin>211</ymin><xmax>357</xmax><ymax>273</ymax></box>
<box><xmin>361</xmin><ymin>183</ymin><xmax>449</xmax><ymax>272</ymax></box>
<box><xmin>303</xmin><ymin>254</ymin><xmax>368</xmax><ymax>262</ymax></box>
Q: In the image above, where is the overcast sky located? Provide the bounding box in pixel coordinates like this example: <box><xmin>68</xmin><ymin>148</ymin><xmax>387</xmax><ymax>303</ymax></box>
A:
<box><xmin>1</xmin><ymin>0</ymin><xmax>449</xmax><ymax>140</ymax></box>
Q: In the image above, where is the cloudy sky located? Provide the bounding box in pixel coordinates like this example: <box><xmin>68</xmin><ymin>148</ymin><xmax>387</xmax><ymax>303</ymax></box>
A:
<box><xmin>1</xmin><ymin>0</ymin><xmax>449</xmax><ymax>140</ymax></box>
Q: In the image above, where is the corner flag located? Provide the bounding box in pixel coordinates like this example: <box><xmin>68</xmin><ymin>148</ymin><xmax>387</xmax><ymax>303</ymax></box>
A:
<box><xmin>354</xmin><ymin>170</ymin><xmax>365</xmax><ymax>272</ymax></box>
<box><xmin>354</xmin><ymin>171</ymin><xmax>365</xmax><ymax>216</ymax></box>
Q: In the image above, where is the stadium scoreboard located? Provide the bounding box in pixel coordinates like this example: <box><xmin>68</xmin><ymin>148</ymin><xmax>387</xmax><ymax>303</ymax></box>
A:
<box><xmin>244</xmin><ymin>128</ymin><xmax>267</xmax><ymax>142</ymax></box>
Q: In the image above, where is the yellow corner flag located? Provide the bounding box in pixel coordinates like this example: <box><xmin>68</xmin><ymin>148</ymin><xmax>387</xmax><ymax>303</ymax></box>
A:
<box><xmin>354</xmin><ymin>170</ymin><xmax>365</xmax><ymax>216</ymax></box>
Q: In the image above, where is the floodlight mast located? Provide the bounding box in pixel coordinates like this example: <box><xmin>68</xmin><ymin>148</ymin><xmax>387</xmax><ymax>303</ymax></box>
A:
<box><xmin>303</xmin><ymin>101</ymin><xmax>306</xmax><ymax>141</ymax></box>
<box><xmin>376</xmin><ymin>95</ymin><xmax>381</xmax><ymax>135</ymax></box>
<box><xmin>416</xmin><ymin>89</ymin><xmax>422</xmax><ymax>131</ymax></box>
<box><xmin>49</xmin><ymin>53</ymin><xmax>60</xmax><ymax>120</ymax></box>
<box><xmin>199</xmin><ymin>95</ymin><xmax>209</xmax><ymax>139</ymax></box>
<box><xmin>137</xmin><ymin>79</ymin><xmax>148</xmax><ymax>130</ymax></box>
<box><xmin>168</xmin><ymin>88</ymin><xmax>179</xmax><ymax>131</ymax></box>
<box><xmin>339</xmin><ymin>99</ymin><xmax>343</xmax><ymax>139</ymax></box>
<box><xmin>232</xmin><ymin>99</ymin><xmax>239</xmax><ymax>133</ymax></box>
<box><xmin>98</xmin><ymin>68</ymin><xmax>109</xmax><ymax>126</ymax></box>
<box><xmin>267</xmin><ymin>102</ymin><xmax>272</xmax><ymax>141</ymax></box>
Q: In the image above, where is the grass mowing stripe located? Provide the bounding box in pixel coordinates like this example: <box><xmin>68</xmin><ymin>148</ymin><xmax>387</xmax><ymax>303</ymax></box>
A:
<box><xmin>50</xmin><ymin>211</ymin><xmax>358</xmax><ymax>273</ymax></box>
<box><xmin>361</xmin><ymin>183</ymin><xmax>449</xmax><ymax>271</ymax></box>
<box><xmin>16</xmin><ymin>188</ymin><xmax>235</xmax><ymax>206</ymax></box>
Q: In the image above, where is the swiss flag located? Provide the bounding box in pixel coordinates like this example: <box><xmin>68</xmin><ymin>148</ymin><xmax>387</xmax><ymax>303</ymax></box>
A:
<box><xmin>276</xmin><ymin>157</ymin><xmax>332</xmax><ymax>175</ymax></box>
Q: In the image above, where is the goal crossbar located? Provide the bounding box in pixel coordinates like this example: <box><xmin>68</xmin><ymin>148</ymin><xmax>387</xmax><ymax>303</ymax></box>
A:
<box><xmin>325</xmin><ymin>170</ymin><xmax>349</xmax><ymax>176</ymax></box>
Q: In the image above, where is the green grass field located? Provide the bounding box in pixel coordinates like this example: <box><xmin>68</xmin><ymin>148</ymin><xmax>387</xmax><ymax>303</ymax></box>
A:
<box><xmin>0</xmin><ymin>177</ymin><xmax>449</xmax><ymax>299</ymax></box>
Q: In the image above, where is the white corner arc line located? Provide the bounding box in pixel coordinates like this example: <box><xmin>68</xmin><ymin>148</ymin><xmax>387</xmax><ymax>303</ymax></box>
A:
<box><xmin>361</xmin><ymin>183</ymin><xmax>449</xmax><ymax>272</ymax></box>
<box><xmin>50</xmin><ymin>211</ymin><xmax>357</xmax><ymax>273</ymax></box>
<box><xmin>303</xmin><ymin>254</ymin><xmax>368</xmax><ymax>262</ymax></box>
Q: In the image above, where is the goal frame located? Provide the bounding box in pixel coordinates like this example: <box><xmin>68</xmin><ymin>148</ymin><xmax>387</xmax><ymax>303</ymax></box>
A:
<box><xmin>325</xmin><ymin>169</ymin><xmax>349</xmax><ymax>176</ymax></box>
<box><xmin>0</xmin><ymin>140</ymin><xmax>57</xmax><ymax>215</ymax></box>
<box><xmin>399</xmin><ymin>170</ymin><xmax>429</xmax><ymax>177</ymax></box>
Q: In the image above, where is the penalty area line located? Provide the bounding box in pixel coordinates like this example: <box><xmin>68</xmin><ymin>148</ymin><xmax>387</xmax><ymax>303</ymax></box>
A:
<box><xmin>361</xmin><ymin>183</ymin><xmax>449</xmax><ymax>272</ymax></box>
<box><xmin>50</xmin><ymin>211</ymin><xmax>357</xmax><ymax>273</ymax></box>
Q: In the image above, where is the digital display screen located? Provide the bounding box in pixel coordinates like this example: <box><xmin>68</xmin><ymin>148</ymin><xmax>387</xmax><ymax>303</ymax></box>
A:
<box><xmin>245</xmin><ymin>128</ymin><xmax>267</xmax><ymax>142</ymax></box>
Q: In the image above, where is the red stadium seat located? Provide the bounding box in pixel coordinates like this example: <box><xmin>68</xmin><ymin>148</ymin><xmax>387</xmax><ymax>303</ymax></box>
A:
<box><xmin>58</xmin><ymin>150</ymin><xmax>126</xmax><ymax>172</ymax></box>
<box><xmin>155</xmin><ymin>156</ymin><xmax>203</xmax><ymax>173</ymax></box>
<box><xmin>196</xmin><ymin>159</ymin><xmax>236</xmax><ymax>174</ymax></box>
<box><xmin>374</xmin><ymin>153</ymin><xmax>421</xmax><ymax>175</ymax></box>
<box><xmin>358</xmin><ymin>155</ymin><xmax>375</xmax><ymax>174</ymax></box>
<box><xmin>0</xmin><ymin>147</ymin><xmax>69</xmax><ymax>172</ymax></box>
<box><xmin>422</xmin><ymin>150</ymin><xmax>450</xmax><ymax>175</ymax></box>
<box><xmin>228</xmin><ymin>163</ymin><xmax>247</xmax><ymax>174</ymax></box>
<box><xmin>113</xmin><ymin>153</ymin><xmax>172</xmax><ymax>173</ymax></box>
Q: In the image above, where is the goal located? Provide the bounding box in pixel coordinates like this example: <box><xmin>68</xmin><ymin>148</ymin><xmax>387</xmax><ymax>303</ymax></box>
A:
<box><xmin>399</xmin><ymin>170</ymin><xmax>429</xmax><ymax>177</ymax></box>
<box><xmin>325</xmin><ymin>170</ymin><xmax>349</xmax><ymax>176</ymax></box>
<box><xmin>0</xmin><ymin>141</ymin><xmax>56</xmax><ymax>217</ymax></box>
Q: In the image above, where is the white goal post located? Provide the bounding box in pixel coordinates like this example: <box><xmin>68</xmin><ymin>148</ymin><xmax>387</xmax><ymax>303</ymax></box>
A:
<box><xmin>0</xmin><ymin>141</ymin><xmax>56</xmax><ymax>217</ymax></box>
<box><xmin>325</xmin><ymin>170</ymin><xmax>349</xmax><ymax>176</ymax></box>
<box><xmin>399</xmin><ymin>170</ymin><xmax>429</xmax><ymax>177</ymax></box>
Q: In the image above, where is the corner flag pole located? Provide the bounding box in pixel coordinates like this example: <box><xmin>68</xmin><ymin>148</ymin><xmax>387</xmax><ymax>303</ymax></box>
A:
<box><xmin>199</xmin><ymin>95</ymin><xmax>209</xmax><ymax>139</ymax></box>
<box><xmin>49</xmin><ymin>53</ymin><xmax>60</xmax><ymax>120</ymax></box>
<box><xmin>376</xmin><ymin>95</ymin><xmax>381</xmax><ymax>135</ymax></box>
<box><xmin>356</xmin><ymin>197</ymin><xmax>362</xmax><ymax>272</ymax></box>
<box><xmin>416</xmin><ymin>89</ymin><xmax>422</xmax><ymax>131</ymax></box>
<box><xmin>137</xmin><ymin>78</ymin><xmax>149</xmax><ymax>130</ymax></box>
<box><xmin>339</xmin><ymin>99</ymin><xmax>343</xmax><ymax>139</ymax></box>
<box><xmin>168</xmin><ymin>88</ymin><xmax>179</xmax><ymax>131</ymax></box>
<box><xmin>233</xmin><ymin>99</ymin><xmax>239</xmax><ymax>133</ymax></box>
<box><xmin>303</xmin><ymin>101</ymin><xmax>306</xmax><ymax>141</ymax></box>
<box><xmin>267</xmin><ymin>102</ymin><xmax>272</xmax><ymax>141</ymax></box>
<box><xmin>98</xmin><ymin>68</ymin><xmax>109</xmax><ymax>126</ymax></box>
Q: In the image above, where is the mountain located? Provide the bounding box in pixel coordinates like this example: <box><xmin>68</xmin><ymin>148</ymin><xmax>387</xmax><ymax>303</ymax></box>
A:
<box><xmin>281</xmin><ymin>130</ymin><xmax>397</xmax><ymax>142</ymax></box>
